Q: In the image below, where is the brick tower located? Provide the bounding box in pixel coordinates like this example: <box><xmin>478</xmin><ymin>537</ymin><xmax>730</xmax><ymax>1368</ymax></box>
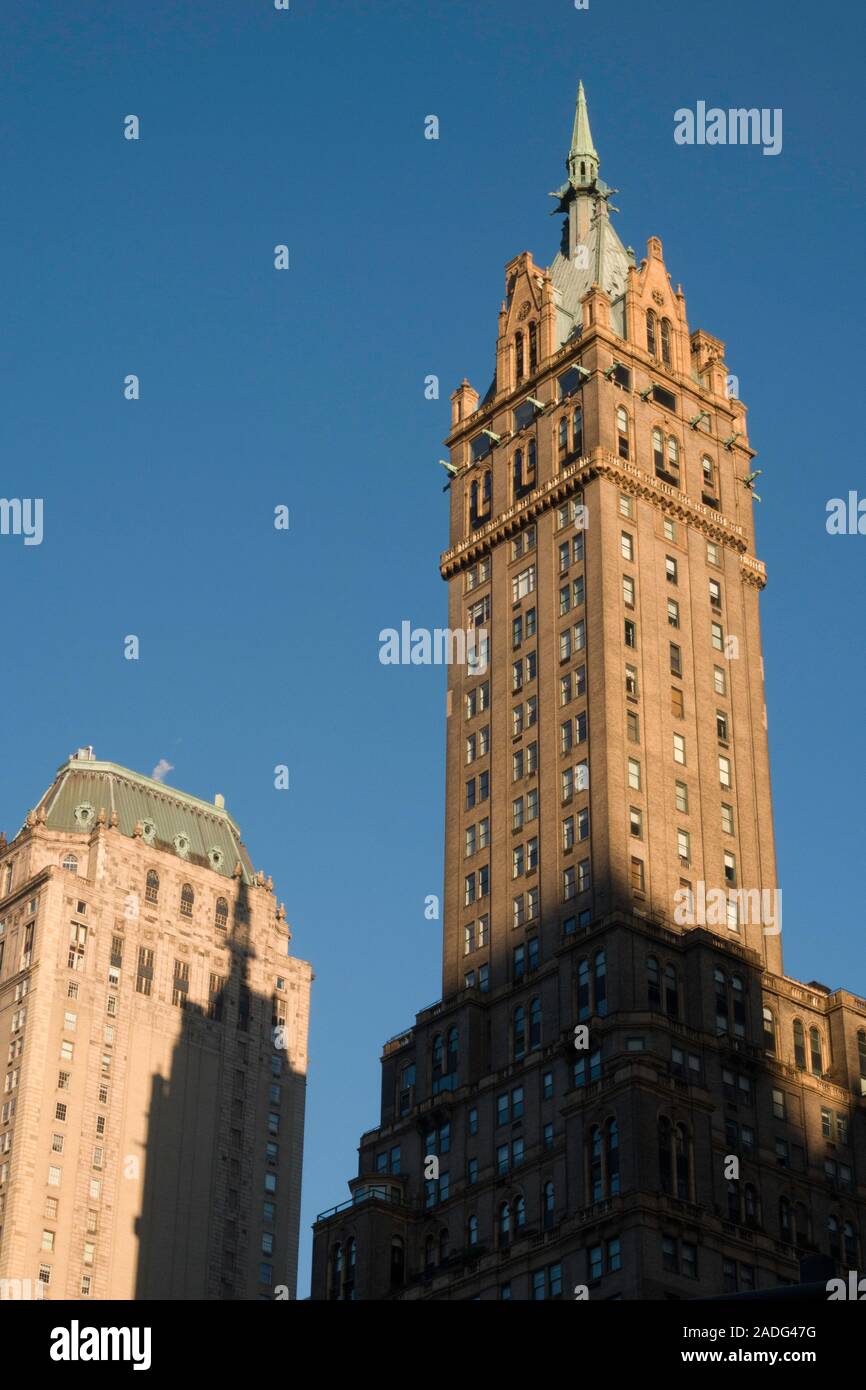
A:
<box><xmin>311</xmin><ymin>84</ymin><xmax>866</xmax><ymax>1301</ymax></box>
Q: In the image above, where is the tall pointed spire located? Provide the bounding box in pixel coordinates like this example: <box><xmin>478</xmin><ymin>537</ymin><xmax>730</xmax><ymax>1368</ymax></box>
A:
<box><xmin>567</xmin><ymin>80</ymin><xmax>599</xmax><ymax>188</ymax></box>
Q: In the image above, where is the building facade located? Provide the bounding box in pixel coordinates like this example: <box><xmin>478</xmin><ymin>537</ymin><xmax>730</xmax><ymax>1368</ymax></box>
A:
<box><xmin>310</xmin><ymin>84</ymin><xmax>866</xmax><ymax>1301</ymax></box>
<box><xmin>0</xmin><ymin>750</ymin><xmax>311</xmax><ymax>1300</ymax></box>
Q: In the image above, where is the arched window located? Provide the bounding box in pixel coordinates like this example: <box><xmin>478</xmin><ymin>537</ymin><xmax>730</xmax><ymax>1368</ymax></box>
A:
<box><xmin>345</xmin><ymin>1238</ymin><xmax>356</xmax><ymax>1299</ymax></box>
<box><xmin>646</xmin><ymin>309</ymin><xmax>657</xmax><ymax>356</ymax></box>
<box><xmin>858</xmin><ymin>1030</ymin><xmax>866</xmax><ymax>1093</ymax></box>
<box><xmin>543</xmin><ymin>1181</ymin><xmax>555</xmax><ymax>1229</ymax></box>
<box><xmin>616</xmin><ymin>407</ymin><xmax>629</xmax><ymax>460</ymax></box>
<box><xmin>809</xmin><ymin>1026</ymin><xmax>823</xmax><ymax>1076</ymax></box>
<box><xmin>499</xmin><ymin>1201</ymin><xmax>510</xmax><ymax>1246</ymax></box>
<box><xmin>659</xmin><ymin>1117</ymin><xmax>673</xmax><ymax>1194</ymax></box>
<box><xmin>660</xmin><ymin>317</ymin><xmax>672</xmax><ymax>367</ymax></box>
<box><xmin>512</xmin><ymin>449</ymin><xmax>523</xmax><ymax>497</ymax></box>
<box><xmin>793</xmin><ymin>1019</ymin><xmax>806</xmax><ymax>1070</ymax></box>
<box><xmin>578</xmin><ymin>959</ymin><xmax>590</xmax><ymax>1020</ymax></box>
<box><xmin>330</xmin><ymin>1243</ymin><xmax>342</xmax><ymax>1299</ymax></box>
<box><xmin>468</xmin><ymin>1214</ymin><xmax>479</xmax><ymax>1247</ymax></box>
<box><xmin>513</xmin><ymin>1007</ymin><xmax>526</xmax><ymax>1060</ymax></box>
<box><xmin>727</xmin><ymin>1182</ymin><xmax>740</xmax><ymax>1221</ymax></box>
<box><xmin>779</xmin><ymin>1197</ymin><xmax>791</xmax><ymax>1239</ymax></box>
<box><xmin>647</xmin><ymin>957</ymin><xmax>661</xmax><ymax>1010</ymax></box>
<box><xmin>794</xmin><ymin>1203</ymin><xmax>810</xmax><ymax>1246</ymax></box>
<box><xmin>607</xmin><ymin>1118</ymin><xmax>620</xmax><ymax>1195</ymax></box>
<box><xmin>527</xmin><ymin>438</ymin><xmax>537</xmax><ymax>483</ymax></box>
<box><xmin>572</xmin><ymin>406</ymin><xmax>583</xmax><ymax>456</ymax></box>
<box><xmin>439</xmin><ymin>1227</ymin><xmax>450</xmax><ymax>1263</ymax></box>
<box><xmin>844</xmin><ymin>1221</ymin><xmax>858</xmax><ymax>1267</ymax></box>
<box><xmin>529</xmin><ymin>997</ymin><xmax>541</xmax><ymax>1050</ymax></box>
<box><xmin>145</xmin><ymin>870</ymin><xmax>159</xmax><ymax>905</ymax></box>
<box><xmin>664</xmin><ymin>964</ymin><xmax>678</xmax><ymax>1019</ymax></box>
<box><xmin>390</xmin><ymin>1236</ymin><xmax>405</xmax><ymax>1286</ymax></box>
<box><xmin>744</xmin><ymin>1183</ymin><xmax>759</xmax><ymax>1228</ymax></box>
<box><xmin>432</xmin><ymin>1034</ymin><xmax>443</xmax><ymax>1085</ymax></box>
<box><xmin>652</xmin><ymin>427</ymin><xmax>664</xmax><ymax>472</ymax></box>
<box><xmin>528</xmin><ymin>322</ymin><xmax>538</xmax><ymax>373</ymax></box>
<box><xmin>424</xmin><ymin>1234</ymin><xmax>435</xmax><ymax>1269</ymax></box>
<box><xmin>180</xmin><ymin>883</ymin><xmax>194</xmax><ymax>918</ymax></box>
<box><xmin>469</xmin><ymin>478</ymin><xmax>480</xmax><ymax>525</ymax></box>
<box><xmin>828</xmin><ymin>1215</ymin><xmax>841</xmax><ymax>1260</ymax></box>
<box><xmin>62</xmin><ymin>854</ymin><xmax>78</xmax><ymax>873</ymax></box>
<box><xmin>215</xmin><ymin>897</ymin><xmax>228</xmax><ymax>930</ymax></box>
<box><xmin>594</xmin><ymin>952</ymin><xmax>607</xmax><ymax>1017</ymax></box>
<box><xmin>762</xmin><ymin>1007</ymin><xmax>777</xmax><ymax>1055</ymax></box>
<box><xmin>589</xmin><ymin>1125</ymin><xmax>603</xmax><ymax>1201</ymax></box>
<box><xmin>558</xmin><ymin>416</ymin><xmax>569</xmax><ymax>457</ymax></box>
<box><xmin>666</xmin><ymin>436</ymin><xmax>679</xmax><ymax>479</ymax></box>
<box><xmin>482</xmin><ymin>470</ymin><xmax>491</xmax><ymax>510</ymax></box>
<box><xmin>515</xmin><ymin>332</ymin><xmax>524</xmax><ymax>383</ymax></box>
<box><xmin>674</xmin><ymin>1123</ymin><xmax>690</xmax><ymax>1200</ymax></box>
<box><xmin>514</xmin><ymin>1194</ymin><xmax>526</xmax><ymax>1231</ymax></box>
<box><xmin>447</xmin><ymin>1026</ymin><xmax>458</xmax><ymax>1076</ymax></box>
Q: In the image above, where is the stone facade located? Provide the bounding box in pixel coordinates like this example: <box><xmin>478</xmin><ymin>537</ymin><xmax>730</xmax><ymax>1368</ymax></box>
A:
<box><xmin>310</xmin><ymin>84</ymin><xmax>865</xmax><ymax>1301</ymax></box>
<box><xmin>0</xmin><ymin>753</ymin><xmax>311</xmax><ymax>1300</ymax></box>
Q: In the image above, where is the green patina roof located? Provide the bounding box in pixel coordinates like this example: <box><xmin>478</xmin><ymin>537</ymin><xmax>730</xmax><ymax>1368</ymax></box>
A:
<box><xmin>32</xmin><ymin>759</ymin><xmax>256</xmax><ymax>884</ymax></box>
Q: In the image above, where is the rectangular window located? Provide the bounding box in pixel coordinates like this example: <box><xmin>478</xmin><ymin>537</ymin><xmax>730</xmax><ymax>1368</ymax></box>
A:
<box><xmin>624</xmin><ymin>618</ymin><xmax>637</xmax><ymax>649</ymax></box>
<box><xmin>630</xmin><ymin>858</ymin><xmax>645</xmax><ymax>894</ymax></box>
<box><xmin>670</xmin><ymin>643</ymin><xmax>682</xmax><ymax>676</ymax></box>
<box><xmin>667</xmin><ymin>599</ymin><xmax>680</xmax><ymax>629</ymax></box>
<box><xmin>673</xmin><ymin>733</ymin><xmax>686</xmax><ymax>765</ymax></box>
<box><xmin>719</xmin><ymin>755</ymin><xmax>732</xmax><ymax>788</ymax></box>
<box><xmin>620</xmin><ymin>532</ymin><xmax>634</xmax><ymax>562</ymax></box>
<box><xmin>675</xmin><ymin>781</ymin><xmax>688</xmax><ymax>813</ymax></box>
<box><xmin>628</xmin><ymin>758</ymin><xmax>641</xmax><ymax>791</ymax></box>
<box><xmin>711</xmin><ymin>621</ymin><xmax>724</xmax><ymax>651</ymax></box>
<box><xmin>665</xmin><ymin>556</ymin><xmax>678</xmax><ymax>584</ymax></box>
<box><xmin>714</xmin><ymin>665</ymin><xmax>726</xmax><ymax>695</ymax></box>
<box><xmin>627</xmin><ymin>711</ymin><xmax>640</xmax><ymax>744</ymax></box>
<box><xmin>671</xmin><ymin>687</ymin><xmax>684</xmax><ymax>719</ymax></box>
<box><xmin>512</xmin><ymin>565</ymin><xmax>536</xmax><ymax>602</ymax></box>
<box><xmin>721</xmin><ymin>803</ymin><xmax>734</xmax><ymax>835</ymax></box>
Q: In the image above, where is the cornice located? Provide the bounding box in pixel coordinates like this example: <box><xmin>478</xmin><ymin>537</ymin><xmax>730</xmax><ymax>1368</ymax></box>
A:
<box><xmin>440</xmin><ymin>449</ymin><xmax>767</xmax><ymax>588</ymax></box>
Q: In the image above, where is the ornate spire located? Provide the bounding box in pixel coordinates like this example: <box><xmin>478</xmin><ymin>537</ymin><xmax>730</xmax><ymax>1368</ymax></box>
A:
<box><xmin>567</xmin><ymin>80</ymin><xmax>599</xmax><ymax>188</ymax></box>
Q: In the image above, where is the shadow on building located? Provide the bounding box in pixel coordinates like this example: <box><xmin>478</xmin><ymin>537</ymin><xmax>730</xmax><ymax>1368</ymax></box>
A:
<box><xmin>133</xmin><ymin>878</ymin><xmax>305</xmax><ymax>1300</ymax></box>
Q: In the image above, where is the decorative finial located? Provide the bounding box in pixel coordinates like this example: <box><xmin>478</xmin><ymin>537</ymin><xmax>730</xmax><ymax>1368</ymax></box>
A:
<box><xmin>97</xmin><ymin>806</ymin><xmax>106</xmax><ymax>826</ymax></box>
<box><xmin>232</xmin><ymin>860</ymin><xmax>243</xmax><ymax>879</ymax></box>
<box><xmin>109</xmin><ymin>809</ymin><xmax>119</xmax><ymax>828</ymax></box>
<box><xmin>26</xmin><ymin>809</ymin><xmax>36</xmax><ymax>828</ymax></box>
<box><xmin>132</xmin><ymin>820</ymin><xmax>143</xmax><ymax>838</ymax></box>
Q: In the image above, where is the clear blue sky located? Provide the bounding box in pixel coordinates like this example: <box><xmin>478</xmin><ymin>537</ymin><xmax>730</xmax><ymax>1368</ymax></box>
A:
<box><xmin>1</xmin><ymin>0</ymin><xmax>863</xmax><ymax>1296</ymax></box>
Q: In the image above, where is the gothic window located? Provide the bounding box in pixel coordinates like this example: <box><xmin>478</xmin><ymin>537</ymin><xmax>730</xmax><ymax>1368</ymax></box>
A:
<box><xmin>528</xmin><ymin>322</ymin><xmax>538</xmax><ymax>373</ymax></box>
<box><xmin>660</xmin><ymin>317</ymin><xmax>672</xmax><ymax>367</ymax></box>
<box><xmin>529</xmin><ymin>997</ymin><xmax>541</xmax><ymax>1050</ymax></box>
<box><xmin>572</xmin><ymin>406</ymin><xmax>583</xmax><ymax>456</ymax></box>
<box><xmin>515</xmin><ymin>332</ymin><xmax>524</xmax><ymax>383</ymax></box>
<box><xmin>646</xmin><ymin>309</ymin><xmax>657</xmax><ymax>357</ymax></box>
<box><xmin>666</xmin><ymin>435</ymin><xmax>679</xmax><ymax>480</ymax></box>
<box><xmin>809</xmin><ymin>1026</ymin><xmax>823</xmax><ymax>1076</ymax></box>
<box><xmin>664</xmin><ymin>964</ymin><xmax>679</xmax><ymax>1019</ymax></box>
<box><xmin>145</xmin><ymin>870</ymin><xmax>159</xmax><ymax>905</ymax></box>
<box><xmin>793</xmin><ymin>1019</ymin><xmax>807</xmax><ymax>1070</ymax></box>
<box><xmin>652</xmin><ymin>427</ymin><xmax>664</xmax><ymax>473</ymax></box>
<box><xmin>647</xmin><ymin>957</ymin><xmax>661</xmax><ymax>1010</ymax></box>
<box><xmin>607</xmin><ymin>1118</ymin><xmax>620</xmax><ymax>1194</ymax></box>
<box><xmin>779</xmin><ymin>1196</ymin><xmax>791</xmax><ymax>1239</ymax></box>
<box><xmin>499</xmin><ymin>1201</ymin><xmax>510</xmax><ymax>1246</ymax></box>
<box><xmin>215</xmin><ymin>897</ymin><xmax>228</xmax><ymax>930</ymax></box>
<box><xmin>513</xmin><ymin>1007</ymin><xmax>526</xmax><ymax>1060</ymax></box>
<box><xmin>180</xmin><ymin>884</ymin><xmax>194</xmax><ymax>918</ymax></box>
<box><xmin>762</xmin><ymin>1007</ymin><xmax>777</xmax><ymax>1055</ymax></box>
<box><xmin>658</xmin><ymin>1117</ymin><xmax>673</xmax><ymax>1194</ymax></box>
<box><xmin>543</xmin><ymin>1181</ymin><xmax>555</xmax><ymax>1229</ymax></box>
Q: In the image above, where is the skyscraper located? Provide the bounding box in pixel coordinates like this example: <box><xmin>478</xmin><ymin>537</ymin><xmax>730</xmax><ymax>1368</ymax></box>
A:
<box><xmin>0</xmin><ymin>750</ymin><xmax>311</xmax><ymax>1300</ymax></box>
<box><xmin>311</xmin><ymin>84</ymin><xmax>865</xmax><ymax>1300</ymax></box>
